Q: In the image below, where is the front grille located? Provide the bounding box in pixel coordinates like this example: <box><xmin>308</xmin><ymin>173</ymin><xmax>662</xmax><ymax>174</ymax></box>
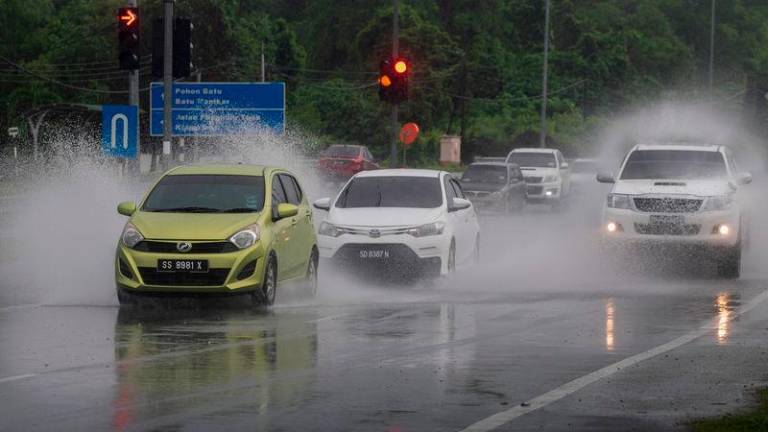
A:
<box><xmin>134</xmin><ymin>241</ymin><xmax>238</xmax><ymax>254</ymax></box>
<box><xmin>633</xmin><ymin>198</ymin><xmax>702</xmax><ymax>213</ymax></box>
<box><xmin>332</xmin><ymin>244</ymin><xmax>440</xmax><ymax>277</ymax></box>
<box><xmin>525</xmin><ymin>177</ymin><xmax>543</xmax><ymax>184</ymax></box>
<box><xmin>138</xmin><ymin>267</ymin><xmax>230</xmax><ymax>286</ymax></box>
<box><xmin>526</xmin><ymin>185</ymin><xmax>543</xmax><ymax>195</ymax></box>
<box><xmin>634</xmin><ymin>223</ymin><xmax>701</xmax><ymax>236</ymax></box>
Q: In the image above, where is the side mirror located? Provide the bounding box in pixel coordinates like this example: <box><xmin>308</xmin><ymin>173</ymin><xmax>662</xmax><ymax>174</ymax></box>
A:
<box><xmin>450</xmin><ymin>197</ymin><xmax>472</xmax><ymax>212</ymax></box>
<box><xmin>117</xmin><ymin>201</ymin><xmax>137</xmax><ymax>216</ymax></box>
<box><xmin>313</xmin><ymin>197</ymin><xmax>331</xmax><ymax>211</ymax></box>
<box><xmin>596</xmin><ymin>173</ymin><xmax>615</xmax><ymax>184</ymax></box>
<box><xmin>276</xmin><ymin>203</ymin><xmax>299</xmax><ymax>219</ymax></box>
<box><xmin>737</xmin><ymin>172</ymin><xmax>752</xmax><ymax>185</ymax></box>
<box><xmin>561</xmin><ymin>162</ymin><xmax>569</xmax><ymax>169</ymax></box>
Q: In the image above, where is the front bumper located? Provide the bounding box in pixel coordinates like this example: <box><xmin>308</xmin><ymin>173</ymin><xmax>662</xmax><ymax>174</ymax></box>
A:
<box><xmin>318</xmin><ymin>231</ymin><xmax>450</xmax><ymax>276</ymax></box>
<box><xmin>525</xmin><ymin>181</ymin><xmax>561</xmax><ymax>201</ymax></box>
<box><xmin>601</xmin><ymin>207</ymin><xmax>740</xmax><ymax>247</ymax></box>
<box><xmin>115</xmin><ymin>240</ymin><xmax>266</xmax><ymax>294</ymax></box>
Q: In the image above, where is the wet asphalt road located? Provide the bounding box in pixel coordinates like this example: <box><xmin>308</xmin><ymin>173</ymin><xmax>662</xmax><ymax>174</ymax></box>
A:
<box><xmin>2</xmin><ymin>181</ymin><xmax>768</xmax><ymax>431</ymax></box>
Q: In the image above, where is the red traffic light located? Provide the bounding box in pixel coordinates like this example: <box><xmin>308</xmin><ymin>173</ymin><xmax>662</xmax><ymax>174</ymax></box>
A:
<box><xmin>394</xmin><ymin>60</ymin><xmax>407</xmax><ymax>74</ymax></box>
<box><xmin>118</xmin><ymin>7</ymin><xmax>138</xmax><ymax>28</ymax></box>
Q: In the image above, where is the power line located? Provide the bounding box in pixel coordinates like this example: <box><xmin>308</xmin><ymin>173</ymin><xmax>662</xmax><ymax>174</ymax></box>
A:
<box><xmin>0</xmin><ymin>54</ymin><xmax>134</xmax><ymax>94</ymax></box>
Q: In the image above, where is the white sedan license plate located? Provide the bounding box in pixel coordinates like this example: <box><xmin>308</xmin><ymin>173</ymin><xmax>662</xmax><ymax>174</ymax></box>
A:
<box><xmin>359</xmin><ymin>250</ymin><xmax>390</xmax><ymax>259</ymax></box>
<box><xmin>157</xmin><ymin>259</ymin><xmax>209</xmax><ymax>273</ymax></box>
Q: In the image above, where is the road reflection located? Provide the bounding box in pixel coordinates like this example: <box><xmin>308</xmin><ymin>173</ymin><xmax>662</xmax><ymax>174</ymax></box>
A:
<box><xmin>605</xmin><ymin>299</ymin><xmax>615</xmax><ymax>352</ymax></box>
<box><xmin>111</xmin><ymin>308</ymin><xmax>317</xmax><ymax>430</ymax></box>
<box><xmin>714</xmin><ymin>293</ymin><xmax>739</xmax><ymax>345</ymax></box>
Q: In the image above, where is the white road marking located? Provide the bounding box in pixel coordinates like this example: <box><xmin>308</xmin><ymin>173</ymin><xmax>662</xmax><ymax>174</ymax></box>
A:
<box><xmin>0</xmin><ymin>374</ymin><xmax>37</xmax><ymax>384</ymax></box>
<box><xmin>460</xmin><ymin>288</ymin><xmax>768</xmax><ymax>432</ymax></box>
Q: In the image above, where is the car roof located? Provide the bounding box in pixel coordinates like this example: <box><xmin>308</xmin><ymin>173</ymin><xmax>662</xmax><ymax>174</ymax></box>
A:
<box><xmin>509</xmin><ymin>147</ymin><xmax>558</xmax><ymax>154</ymax></box>
<box><xmin>468</xmin><ymin>162</ymin><xmax>517</xmax><ymax>168</ymax></box>
<box><xmin>166</xmin><ymin>164</ymin><xmax>269</xmax><ymax>176</ymax></box>
<box><xmin>633</xmin><ymin>143</ymin><xmax>721</xmax><ymax>152</ymax></box>
<box><xmin>354</xmin><ymin>168</ymin><xmax>443</xmax><ymax>178</ymax></box>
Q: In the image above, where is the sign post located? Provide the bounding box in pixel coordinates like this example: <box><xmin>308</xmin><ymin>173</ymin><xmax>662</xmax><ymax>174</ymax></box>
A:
<box><xmin>399</xmin><ymin>122</ymin><xmax>419</xmax><ymax>167</ymax></box>
<box><xmin>150</xmin><ymin>82</ymin><xmax>285</xmax><ymax>136</ymax></box>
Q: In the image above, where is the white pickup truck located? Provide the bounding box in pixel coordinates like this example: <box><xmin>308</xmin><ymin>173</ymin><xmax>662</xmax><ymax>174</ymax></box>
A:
<box><xmin>598</xmin><ymin>143</ymin><xmax>751</xmax><ymax>278</ymax></box>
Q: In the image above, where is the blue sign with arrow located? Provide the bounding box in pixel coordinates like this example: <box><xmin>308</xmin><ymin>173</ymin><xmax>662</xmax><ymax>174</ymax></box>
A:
<box><xmin>149</xmin><ymin>82</ymin><xmax>285</xmax><ymax>136</ymax></box>
<box><xmin>101</xmin><ymin>104</ymin><xmax>138</xmax><ymax>158</ymax></box>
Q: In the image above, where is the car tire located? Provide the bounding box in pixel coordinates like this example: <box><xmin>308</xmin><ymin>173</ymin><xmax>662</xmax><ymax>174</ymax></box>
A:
<box><xmin>116</xmin><ymin>287</ymin><xmax>137</xmax><ymax>307</ymax></box>
<box><xmin>447</xmin><ymin>240</ymin><xmax>456</xmax><ymax>273</ymax></box>
<box><xmin>305</xmin><ymin>248</ymin><xmax>319</xmax><ymax>298</ymax></box>
<box><xmin>717</xmin><ymin>244</ymin><xmax>741</xmax><ymax>279</ymax></box>
<box><xmin>260</xmin><ymin>255</ymin><xmax>278</xmax><ymax>306</ymax></box>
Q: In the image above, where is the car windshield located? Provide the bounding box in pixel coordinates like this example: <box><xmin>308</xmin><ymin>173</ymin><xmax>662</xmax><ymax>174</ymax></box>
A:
<box><xmin>142</xmin><ymin>175</ymin><xmax>265</xmax><ymax>213</ymax></box>
<box><xmin>461</xmin><ymin>165</ymin><xmax>508</xmax><ymax>184</ymax></box>
<box><xmin>335</xmin><ymin>176</ymin><xmax>443</xmax><ymax>208</ymax></box>
<box><xmin>620</xmin><ymin>150</ymin><xmax>728</xmax><ymax>180</ymax></box>
<box><xmin>507</xmin><ymin>152</ymin><xmax>556</xmax><ymax>168</ymax></box>
<box><xmin>324</xmin><ymin>146</ymin><xmax>360</xmax><ymax>158</ymax></box>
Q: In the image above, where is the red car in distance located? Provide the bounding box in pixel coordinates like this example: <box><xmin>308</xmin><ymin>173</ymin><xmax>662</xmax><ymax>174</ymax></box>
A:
<box><xmin>317</xmin><ymin>144</ymin><xmax>379</xmax><ymax>179</ymax></box>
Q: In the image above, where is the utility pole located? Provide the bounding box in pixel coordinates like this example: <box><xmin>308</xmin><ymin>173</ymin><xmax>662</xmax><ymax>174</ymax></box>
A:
<box><xmin>709</xmin><ymin>0</ymin><xmax>716</xmax><ymax>96</ymax></box>
<box><xmin>539</xmin><ymin>0</ymin><xmax>550</xmax><ymax>148</ymax></box>
<box><xmin>261</xmin><ymin>41</ymin><xmax>266</xmax><ymax>82</ymax></box>
<box><xmin>127</xmin><ymin>0</ymin><xmax>139</xmax><ymax>175</ymax></box>
<box><xmin>389</xmin><ymin>0</ymin><xmax>399</xmax><ymax>167</ymax></box>
<box><xmin>161</xmin><ymin>0</ymin><xmax>174</xmax><ymax>170</ymax></box>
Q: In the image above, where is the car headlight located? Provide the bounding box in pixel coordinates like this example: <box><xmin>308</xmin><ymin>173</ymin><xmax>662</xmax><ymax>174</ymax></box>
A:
<box><xmin>543</xmin><ymin>175</ymin><xmax>559</xmax><ymax>183</ymax></box>
<box><xmin>229</xmin><ymin>224</ymin><xmax>261</xmax><ymax>249</ymax></box>
<box><xmin>121</xmin><ymin>222</ymin><xmax>144</xmax><ymax>248</ymax></box>
<box><xmin>701</xmin><ymin>195</ymin><xmax>732</xmax><ymax>211</ymax></box>
<box><xmin>318</xmin><ymin>221</ymin><xmax>342</xmax><ymax>237</ymax></box>
<box><xmin>606</xmin><ymin>193</ymin><xmax>633</xmax><ymax>209</ymax></box>
<box><xmin>407</xmin><ymin>221</ymin><xmax>446</xmax><ymax>238</ymax></box>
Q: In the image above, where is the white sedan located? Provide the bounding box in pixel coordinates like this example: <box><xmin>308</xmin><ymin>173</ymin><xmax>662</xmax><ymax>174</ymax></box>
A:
<box><xmin>313</xmin><ymin>169</ymin><xmax>480</xmax><ymax>278</ymax></box>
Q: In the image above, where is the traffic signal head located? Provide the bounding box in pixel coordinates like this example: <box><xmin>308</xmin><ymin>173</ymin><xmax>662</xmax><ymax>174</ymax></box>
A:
<box><xmin>117</xmin><ymin>7</ymin><xmax>140</xmax><ymax>70</ymax></box>
<box><xmin>378</xmin><ymin>57</ymin><xmax>409</xmax><ymax>104</ymax></box>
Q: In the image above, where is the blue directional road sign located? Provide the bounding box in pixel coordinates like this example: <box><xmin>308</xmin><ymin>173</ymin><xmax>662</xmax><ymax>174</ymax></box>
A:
<box><xmin>101</xmin><ymin>105</ymin><xmax>138</xmax><ymax>158</ymax></box>
<box><xmin>150</xmin><ymin>82</ymin><xmax>285</xmax><ymax>136</ymax></box>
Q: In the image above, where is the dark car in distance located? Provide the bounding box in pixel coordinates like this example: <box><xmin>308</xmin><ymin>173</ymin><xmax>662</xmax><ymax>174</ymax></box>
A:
<box><xmin>460</xmin><ymin>162</ymin><xmax>527</xmax><ymax>213</ymax></box>
<box><xmin>317</xmin><ymin>144</ymin><xmax>379</xmax><ymax>179</ymax></box>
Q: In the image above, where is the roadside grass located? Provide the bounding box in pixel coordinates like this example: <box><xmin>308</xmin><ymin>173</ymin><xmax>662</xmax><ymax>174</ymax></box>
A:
<box><xmin>692</xmin><ymin>389</ymin><xmax>768</xmax><ymax>432</ymax></box>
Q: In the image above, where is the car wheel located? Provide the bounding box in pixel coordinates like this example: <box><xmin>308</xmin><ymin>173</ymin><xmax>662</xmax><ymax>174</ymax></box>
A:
<box><xmin>116</xmin><ymin>287</ymin><xmax>137</xmax><ymax>307</ymax></box>
<box><xmin>261</xmin><ymin>256</ymin><xmax>278</xmax><ymax>306</ymax></box>
<box><xmin>717</xmin><ymin>244</ymin><xmax>741</xmax><ymax>279</ymax></box>
<box><xmin>448</xmin><ymin>240</ymin><xmax>456</xmax><ymax>273</ymax></box>
<box><xmin>305</xmin><ymin>248</ymin><xmax>319</xmax><ymax>297</ymax></box>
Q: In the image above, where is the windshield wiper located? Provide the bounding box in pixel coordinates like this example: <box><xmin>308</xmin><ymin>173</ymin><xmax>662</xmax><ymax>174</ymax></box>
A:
<box><xmin>221</xmin><ymin>207</ymin><xmax>259</xmax><ymax>213</ymax></box>
<box><xmin>151</xmin><ymin>206</ymin><xmax>221</xmax><ymax>213</ymax></box>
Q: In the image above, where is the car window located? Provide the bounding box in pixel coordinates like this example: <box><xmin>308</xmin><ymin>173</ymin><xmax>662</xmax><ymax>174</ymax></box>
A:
<box><xmin>324</xmin><ymin>145</ymin><xmax>360</xmax><ymax>158</ymax></box>
<box><xmin>271</xmin><ymin>174</ymin><xmax>287</xmax><ymax>205</ymax></box>
<box><xmin>450</xmin><ymin>179</ymin><xmax>465</xmax><ymax>199</ymax></box>
<box><xmin>620</xmin><ymin>150</ymin><xmax>728</xmax><ymax>180</ymax></box>
<box><xmin>336</xmin><ymin>176</ymin><xmax>443</xmax><ymax>208</ymax></box>
<box><xmin>507</xmin><ymin>152</ymin><xmax>557</xmax><ymax>168</ymax></box>
<box><xmin>444</xmin><ymin>176</ymin><xmax>458</xmax><ymax>204</ymax></box>
<box><xmin>461</xmin><ymin>165</ymin><xmax>508</xmax><ymax>184</ymax></box>
<box><xmin>289</xmin><ymin>175</ymin><xmax>304</xmax><ymax>202</ymax></box>
<box><xmin>278</xmin><ymin>174</ymin><xmax>300</xmax><ymax>205</ymax></box>
<box><xmin>142</xmin><ymin>175</ymin><xmax>265</xmax><ymax>213</ymax></box>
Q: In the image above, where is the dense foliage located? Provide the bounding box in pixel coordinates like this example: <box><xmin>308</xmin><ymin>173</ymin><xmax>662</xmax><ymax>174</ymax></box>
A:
<box><xmin>2</xmin><ymin>0</ymin><xmax>768</xmax><ymax>162</ymax></box>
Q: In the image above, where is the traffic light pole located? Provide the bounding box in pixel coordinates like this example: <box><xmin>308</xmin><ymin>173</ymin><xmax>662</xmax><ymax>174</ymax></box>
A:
<box><xmin>539</xmin><ymin>0</ymin><xmax>550</xmax><ymax>148</ymax></box>
<box><xmin>161</xmin><ymin>0</ymin><xmax>174</xmax><ymax>169</ymax></box>
<box><xmin>128</xmin><ymin>0</ymin><xmax>139</xmax><ymax>175</ymax></box>
<box><xmin>389</xmin><ymin>0</ymin><xmax>399</xmax><ymax>168</ymax></box>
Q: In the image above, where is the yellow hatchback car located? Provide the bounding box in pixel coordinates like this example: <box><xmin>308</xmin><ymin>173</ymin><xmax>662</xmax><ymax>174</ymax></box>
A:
<box><xmin>115</xmin><ymin>165</ymin><xmax>318</xmax><ymax>306</ymax></box>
